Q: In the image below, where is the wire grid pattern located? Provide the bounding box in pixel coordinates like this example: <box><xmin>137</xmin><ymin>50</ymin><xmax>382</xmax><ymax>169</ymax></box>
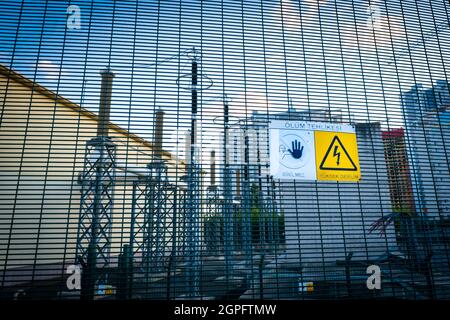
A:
<box><xmin>0</xmin><ymin>0</ymin><xmax>449</xmax><ymax>300</ymax></box>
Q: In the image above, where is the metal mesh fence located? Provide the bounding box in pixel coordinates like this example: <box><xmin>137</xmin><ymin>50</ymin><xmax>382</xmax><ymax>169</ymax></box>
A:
<box><xmin>0</xmin><ymin>0</ymin><xmax>449</xmax><ymax>300</ymax></box>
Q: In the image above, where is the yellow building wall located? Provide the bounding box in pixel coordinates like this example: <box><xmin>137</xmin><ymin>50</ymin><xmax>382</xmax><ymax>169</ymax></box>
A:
<box><xmin>0</xmin><ymin>70</ymin><xmax>183</xmax><ymax>275</ymax></box>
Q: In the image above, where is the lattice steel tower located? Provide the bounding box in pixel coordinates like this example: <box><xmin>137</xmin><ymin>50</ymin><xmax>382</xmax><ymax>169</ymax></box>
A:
<box><xmin>76</xmin><ymin>69</ymin><xmax>116</xmax><ymax>300</ymax></box>
<box><xmin>142</xmin><ymin>109</ymin><xmax>170</xmax><ymax>274</ymax></box>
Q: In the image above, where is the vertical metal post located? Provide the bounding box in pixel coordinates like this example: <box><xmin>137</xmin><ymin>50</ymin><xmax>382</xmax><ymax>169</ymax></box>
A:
<box><xmin>206</xmin><ymin>187</ymin><xmax>220</xmax><ymax>255</ymax></box>
<box><xmin>117</xmin><ymin>244</ymin><xmax>133</xmax><ymax>299</ymax></box>
<box><xmin>210</xmin><ymin>150</ymin><xmax>216</xmax><ymax>186</ymax></box>
<box><xmin>178</xmin><ymin>188</ymin><xmax>187</xmax><ymax>259</ymax></box>
<box><xmin>266</xmin><ymin>177</ymin><xmax>275</xmax><ymax>251</ymax></box>
<box><xmin>256</xmin><ymin>128</ymin><xmax>265</xmax><ymax>250</ymax></box>
<box><xmin>271</xmin><ymin>178</ymin><xmax>281</xmax><ymax>246</ymax></box>
<box><xmin>241</xmin><ymin>127</ymin><xmax>252</xmax><ymax>279</ymax></box>
<box><xmin>223</xmin><ymin>95</ymin><xmax>234</xmax><ymax>282</ymax></box>
<box><xmin>236</xmin><ymin>170</ymin><xmax>241</xmax><ymax>198</ymax></box>
<box><xmin>130</xmin><ymin>182</ymin><xmax>137</xmax><ymax>254</ymax></box>
<box><xmin>206</xmin><ymin>151</ymin><xmax>221</xmax><ymax>255</ymax></box>
<box><xmin>185</xmin><ymin>53</ymin><xmax>201</xmax><ymax>297</ymax></box>
<box><xmin>167</xmin><ymin>187</ymin><xmax>178</xmax><ymax>299</ymax></box>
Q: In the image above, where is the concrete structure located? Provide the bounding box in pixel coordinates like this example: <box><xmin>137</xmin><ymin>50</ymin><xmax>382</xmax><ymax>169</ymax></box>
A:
<box><xmin>227</xmin><ymin>107</ymin><xmax>397</xmax><ymax>271</ymax></box>
<box><xmin>0</xmin><ymin>65</ymin><xmax>183</xmax><ymax>283</ymax></box>
<box><xmin>401</xmin><ymin>81</ymin><xmax>450</xmax><ymax>217</ymax></box>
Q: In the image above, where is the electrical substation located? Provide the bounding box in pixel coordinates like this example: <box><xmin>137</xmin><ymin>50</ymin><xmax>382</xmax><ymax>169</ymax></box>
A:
<box><xmin>1</xmin><ymin>0</ymin><xmax>450</xmax><ymax>301</ymax></box>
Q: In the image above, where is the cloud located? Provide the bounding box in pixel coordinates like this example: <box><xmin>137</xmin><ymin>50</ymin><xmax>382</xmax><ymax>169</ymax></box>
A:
<box><xmin>341</xmin><ymin>14</ymin><xmax>406</xmax><ymax>50</ymax></box>
<box><xmin>276</xmin><ymin>1</ymin><xmax>406</xmax><ymax>51</ymax></box>
<box><xmin>274</xmin><ymin>0</ymin><xmax>329</xmax><ymax>32</ymax></box>
<box><xmin>303</xmin><ymin>0</ymin><xmax>329</xmax><ymax>6</ymax></box>
<box><xmin>36</xmin><ymin>60</ymin><xmax>66</xmax><ymax>80</ymax></box>
<box><xmin>231</xmin><ymin>90</ymin><xmax>274</xmax><ymax>118</ymax></box>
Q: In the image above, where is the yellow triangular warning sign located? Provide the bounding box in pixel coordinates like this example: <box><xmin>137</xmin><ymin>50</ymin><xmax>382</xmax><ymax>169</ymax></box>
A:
<box><xmin>319</xmin><ymin>135</ymin><xmax>357</xmax><ymax>171</ymax></box>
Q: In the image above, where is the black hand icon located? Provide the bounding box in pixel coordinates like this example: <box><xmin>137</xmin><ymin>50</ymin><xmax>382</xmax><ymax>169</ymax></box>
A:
<box><xmin>288</xmin><ymin>140</ymin><xmax>304</xmax><ymax>159</ymax></box>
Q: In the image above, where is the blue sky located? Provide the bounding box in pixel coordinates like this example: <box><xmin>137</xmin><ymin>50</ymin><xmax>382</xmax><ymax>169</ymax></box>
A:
<box><xmin>1</xmin><ymin>0</ymin><xmax>449</xmax><ymax>159</ymax></box>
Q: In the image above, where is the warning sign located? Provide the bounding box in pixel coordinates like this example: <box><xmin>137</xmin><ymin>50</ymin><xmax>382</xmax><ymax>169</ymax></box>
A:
<box><xmin>269</xmin><ymin>128</ymin><xmax>316</xmax><ymax>180</ymax></box>
<box><xmin>269</xmin><ymin>120</ymin><xmax>361</xmax><ymax>182</ymax></box>
<box><xmin>315</xmin><ymin>131</ymin><xmax>361</xmax><ymax>181</ymax></box>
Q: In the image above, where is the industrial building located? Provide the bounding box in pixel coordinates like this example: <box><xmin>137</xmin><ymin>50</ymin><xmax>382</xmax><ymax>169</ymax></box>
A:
<box><xmin>401</xmin><ymin>81</ymin><xmax>450</xmax><ymax>217</ymax></box>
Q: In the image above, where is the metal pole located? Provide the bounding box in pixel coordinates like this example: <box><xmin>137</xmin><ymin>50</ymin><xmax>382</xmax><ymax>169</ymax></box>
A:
<box><xmin>186</xmin><ymin>53</ymin><xmax>201</xmax><ymax>297</ymax></box>
<box><xmin>206</xmin><ymin>150</ymin><xmax>220</xmax><ymax>255</ymax></box>
<box><xmin>223</xmin><ymin>95</ymin><xmax>234</xmax><ymax>283</ymax></box>
<box><xmin>167</xmin><ymin>187</ymin><xmax>178</xmax><ymax>299</ymax></box>
<box><xmin>154</xmin><ymin>109</ymin><xmax>165</xmax><ymax>160</ymax></box>
<box><xmin>256</xmin><ymin>128</ymin><xmax>265</xmax><ymax>250</ymax></box>
<box><xmin>210</xmin><ymin>150</ymin><xmax>216</xmax><ymax>186</ymax></box>
<box><xmin>242</xmin><ymin>127</ymin><xmax>252</xmax><ymax>281</ymax></box>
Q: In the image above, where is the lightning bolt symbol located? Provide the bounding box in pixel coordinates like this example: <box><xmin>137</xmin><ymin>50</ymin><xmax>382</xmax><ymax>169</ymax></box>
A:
<box><xmin>333</xmin><ymin>145</ymin><xmax>341</xmax><ymax>165</ymax></box>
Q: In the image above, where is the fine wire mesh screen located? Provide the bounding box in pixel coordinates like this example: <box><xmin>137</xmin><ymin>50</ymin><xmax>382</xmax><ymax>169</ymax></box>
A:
<box><xmin>0</xmin><ymin>0</ymin><xmax>449</xmax><ymax>300</ymax></box>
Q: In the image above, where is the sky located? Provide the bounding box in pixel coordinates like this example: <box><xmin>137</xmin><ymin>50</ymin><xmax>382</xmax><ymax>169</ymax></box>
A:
<box><xmin>1</xmin><ymin>0</ymin><xmax>449</xmax><ymax>161</ymax></box>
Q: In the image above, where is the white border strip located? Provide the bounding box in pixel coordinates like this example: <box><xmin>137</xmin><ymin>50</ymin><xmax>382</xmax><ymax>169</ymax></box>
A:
<box><xmin>269</xmin><ymin>120</ymin><xmax>355</xmax><ymax>133</ymax></box>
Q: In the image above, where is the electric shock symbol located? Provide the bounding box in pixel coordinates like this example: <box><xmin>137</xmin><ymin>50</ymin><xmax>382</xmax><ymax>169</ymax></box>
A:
<box><xmin>333</xmin><ymin>145</ymin><xmax>340</xmax><ymax>165</ymax></box>
<box><xmin>319</xmin><ymin>135</ymin><xmax>357</xmax><ymax>171</ymax></box>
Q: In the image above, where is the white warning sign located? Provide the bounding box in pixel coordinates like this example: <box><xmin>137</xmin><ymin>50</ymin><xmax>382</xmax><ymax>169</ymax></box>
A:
<box><xmin>269</xmin><ymin>126</ymin><xmax>316</xmax><ymax>180</ymax></box>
